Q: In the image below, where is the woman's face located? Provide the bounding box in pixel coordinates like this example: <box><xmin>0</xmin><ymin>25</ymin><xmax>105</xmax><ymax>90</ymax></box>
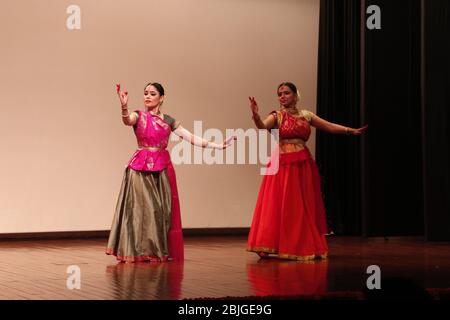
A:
<box><xmin>144</xmin><ymin>85</ymin><xmax>163</xmax><ymax>110</ymax></box>
<box><xmin>278</xmin><ymin>85</ymin><xmax>297</xmax><ymax>108</ymax></box>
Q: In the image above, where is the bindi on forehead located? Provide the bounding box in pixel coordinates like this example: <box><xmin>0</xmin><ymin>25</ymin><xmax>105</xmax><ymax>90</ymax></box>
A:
<box><xmin>145</xmin><ymin>88</ymin><xmax>159</xmax><ymax>94</ymax></box>
<box><xmin>278</xmin><ymin>89</ymin><xmax>293</xmax><ymax>95</ymax></box>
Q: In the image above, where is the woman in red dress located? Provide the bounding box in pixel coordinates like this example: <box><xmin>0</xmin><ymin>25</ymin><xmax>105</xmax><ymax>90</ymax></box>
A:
<box><xmin>247</xmin><ymin>82</ymin><xmax>367</xmax><ymax>261</ymax></box>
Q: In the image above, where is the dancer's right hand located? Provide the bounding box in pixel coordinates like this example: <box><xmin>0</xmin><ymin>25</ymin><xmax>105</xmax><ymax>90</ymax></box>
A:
<box><xmin>220</xmin><ymin>135</ymin><xmax>237</xmax><ymax>149</ymax></box>
<box><xmin>249</xmin><ymin>97</ymin><xmax>259</xmax><ymax>115</ymax></box>
<box><xmin>116</xmin><ymin>84</ymin><xmax>128</xmax><ymax>107</ymax></box>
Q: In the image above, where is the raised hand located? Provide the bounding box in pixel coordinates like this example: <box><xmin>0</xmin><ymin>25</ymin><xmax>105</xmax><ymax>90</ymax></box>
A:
<box><xmin>248</xmin><ymin>97</ymin><xmax>259</xmax><ymax>115</ymax></box>
<box><xmin>116</xmin><ymin>83</ymin><xmax>128</xmax><ymax>107</ymax></box>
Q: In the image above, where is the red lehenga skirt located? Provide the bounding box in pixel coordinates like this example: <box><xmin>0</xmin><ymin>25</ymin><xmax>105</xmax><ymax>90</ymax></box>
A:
<box><xmin>247</xmin><ymin>148</ymin><xmax>328</xmax><ymax>261</ymax></box>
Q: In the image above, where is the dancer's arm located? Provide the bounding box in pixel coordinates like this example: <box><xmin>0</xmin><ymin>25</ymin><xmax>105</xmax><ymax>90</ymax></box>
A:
<box><xmin>311</xmin><ymin>113</ymin><xmax>368</xmax><ymax>135</ymax></box>
<box><xmin>116</xmin><ymin>84</ymin><xmax>138</xmax><ymax>126</ymax></box>
<box><xmin>248</xmin><ymin>97</ymin><xmax>276</xmax><ymax>130</ymax></box>
<box><xmin>173</xmin><ymin>126</ymin><xmax>236</xmax><ymax>149</ymax></box>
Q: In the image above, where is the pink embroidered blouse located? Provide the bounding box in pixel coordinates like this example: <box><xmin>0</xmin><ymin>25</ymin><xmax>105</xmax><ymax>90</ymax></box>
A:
<box><xmin>127</xmin><ymin>110</ymin><xmax>179</xmax><ymax>172</ymax></box>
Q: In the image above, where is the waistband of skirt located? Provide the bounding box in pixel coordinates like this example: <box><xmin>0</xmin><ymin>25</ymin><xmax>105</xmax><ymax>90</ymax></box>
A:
<box><xmin>137</xmin><ymin>146</ymin><xmax>166</xmax><ymax>151</ymax></box>
<box><xmin>279</xmin><ymin>138</ymin><xmax>306</xmax><ymax>145</ymax></box>
<box><xmin>279</xmin><ymin>148</ymin><xmax>312</xmax><ymax>164</ymax></box>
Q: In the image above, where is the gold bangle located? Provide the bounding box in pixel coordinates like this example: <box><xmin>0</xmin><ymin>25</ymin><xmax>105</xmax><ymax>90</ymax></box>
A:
<box><xmin>121</xmin><ymin>113</ymin><xmax>130</xmax><ymax>118</ymax></box>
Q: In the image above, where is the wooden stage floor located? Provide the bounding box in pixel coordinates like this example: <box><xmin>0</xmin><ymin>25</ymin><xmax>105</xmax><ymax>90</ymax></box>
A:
<box><xmin>0</xmin><ymin>236</ymin><xmax>449</xmax><ymax>300</ymax></box>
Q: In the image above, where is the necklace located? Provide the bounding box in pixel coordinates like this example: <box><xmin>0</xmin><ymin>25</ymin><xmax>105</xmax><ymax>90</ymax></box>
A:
<box><xmin>148</xmin><ymin>108</ymin><xmax>160</xmax><ymax>115</ymax></box>
<box><xmin>280</xmin><ymin>106</ymin><xmax>300</xmax><ymax>115</ymax></box>
<box><xmin>147</xmin><ymin>109</ymin><xmax>164</xmax><ymax>120</ymax></box>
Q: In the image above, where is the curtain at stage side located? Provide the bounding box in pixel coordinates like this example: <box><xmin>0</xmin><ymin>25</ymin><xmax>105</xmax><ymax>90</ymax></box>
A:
<box><xmin>316</xmin><ymin>0</ymin><xmax>363</xmax><ymax>235</ymax></box>
<box><xmin>421</xmin><ymin>0</ymin><xmax>450</xmax><ymax>241</ymax></box>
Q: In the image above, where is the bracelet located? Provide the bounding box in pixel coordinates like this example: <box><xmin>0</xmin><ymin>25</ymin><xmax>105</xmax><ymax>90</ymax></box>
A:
<box><xmin>122</xmin><ymin>113</ymin><xmax>130</xmax><ymax>118</ymax></box>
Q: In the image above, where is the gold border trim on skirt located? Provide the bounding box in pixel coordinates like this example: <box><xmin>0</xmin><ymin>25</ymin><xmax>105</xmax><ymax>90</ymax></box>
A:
<box><xmin>247</xmin><ymin>247</ymin><xmax>328</xmax><ymax>261</ymax></box>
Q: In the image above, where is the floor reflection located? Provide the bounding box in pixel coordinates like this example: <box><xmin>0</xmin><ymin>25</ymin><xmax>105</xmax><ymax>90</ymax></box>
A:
<box><xmin>106</xmin><ymin>261</ymin><xmax>184</xmax><ymax>300</ymax></box>
<box><xmin>247</xmin><ymin>258</ymin><xmax>328</xmax><ymax>297</ymax></box>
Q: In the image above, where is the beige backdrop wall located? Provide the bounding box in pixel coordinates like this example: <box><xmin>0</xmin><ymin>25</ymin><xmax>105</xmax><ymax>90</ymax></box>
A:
<box><xmin>0</xmin><ymin>0</ymin><xmax>320</xmax><ymax>233</ymax></box>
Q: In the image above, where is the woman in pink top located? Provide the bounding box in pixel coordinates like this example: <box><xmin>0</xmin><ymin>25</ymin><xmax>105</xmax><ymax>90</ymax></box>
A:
<box><xmin>106</xmin><ymin>82</ymin><xmax>234</xmax><ymax>263</ymax></box>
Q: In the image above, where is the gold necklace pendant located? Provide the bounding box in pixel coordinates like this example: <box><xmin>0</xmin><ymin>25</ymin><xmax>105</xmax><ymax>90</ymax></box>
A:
<box><xmin>281</xmin><ymin>106</ymin><xmax>299</xmax><ymax>115</ymax></box>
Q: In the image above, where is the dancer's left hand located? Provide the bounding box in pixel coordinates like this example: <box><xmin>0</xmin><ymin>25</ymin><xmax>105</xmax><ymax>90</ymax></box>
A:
<box><xmin>350</xmin><ymin>124</ymin><xmax>369</xmax><ymax>135</ymax></box>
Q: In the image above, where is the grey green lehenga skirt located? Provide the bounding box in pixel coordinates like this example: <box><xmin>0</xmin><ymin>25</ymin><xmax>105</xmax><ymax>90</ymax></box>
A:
<box><xmin>106</xmin><ymin>167</ymin><xmax>173</xmax><ymax>262</ymax></box>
